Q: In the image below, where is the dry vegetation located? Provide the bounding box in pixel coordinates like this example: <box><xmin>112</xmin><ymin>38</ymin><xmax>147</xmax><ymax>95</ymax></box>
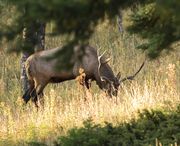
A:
<box><xmin>0</xmin><ymin>20</ymin><xmax>179</xmax><ymax>145</ymax></box>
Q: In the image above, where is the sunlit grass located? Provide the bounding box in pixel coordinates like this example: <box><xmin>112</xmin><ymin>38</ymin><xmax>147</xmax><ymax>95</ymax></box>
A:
<box><xmin>0</xmin><ymin>71</ymin><xmax>179</xmax><ymax>145</ymax></box>
<box><xmin>0</xmin><ymin>19</ymin><xmax>179</xmax><ymax>145</ymax></box>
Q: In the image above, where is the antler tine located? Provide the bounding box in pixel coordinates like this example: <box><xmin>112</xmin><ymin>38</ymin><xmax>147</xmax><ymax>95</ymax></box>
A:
<box><xmin>98</xmin><ymin>50</ymin><xmax>111</xmax><ymax>64</ymax></box>
<box><xmin>98</xmin><ymin>50</ymin><xmax>107</xmax><ymax>60</ymax></box>
<box><xmin>120</xmin><ymin>60</ymin><xmax>145</xmax><ymax>83</ymax></box>
<box><xmin>132</xmin><ymin>60</ymin><xmax>145</xmax><ymax>77</ymax></box>
<box><xmin>97</xmin><ymin>50</ymin><xmax>107</xmax><ymax>81</ymax></box>
<box><xmin>101</xmin><ymin>57</ymin><xmax>111</xmax><ymax>64</ymax></box>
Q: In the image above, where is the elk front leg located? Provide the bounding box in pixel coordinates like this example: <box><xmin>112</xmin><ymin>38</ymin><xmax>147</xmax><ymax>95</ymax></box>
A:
<box><xmin>85</xmin><ymin>78</ymin><xmax>91</xmax><ymax>89</ymax></box>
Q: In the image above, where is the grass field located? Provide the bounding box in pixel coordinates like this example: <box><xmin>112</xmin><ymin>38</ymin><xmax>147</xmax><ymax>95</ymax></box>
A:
<box><xmin>0</xmin><ymin>20</ymin><xmax>179</xmax><ymax>145</ymax></box>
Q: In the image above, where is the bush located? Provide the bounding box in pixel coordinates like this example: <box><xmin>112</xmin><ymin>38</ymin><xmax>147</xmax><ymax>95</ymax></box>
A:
<box><xmin>56</xmin><ymin>107</ymin><xmax>180</xmax><ymax>146</ymax></box>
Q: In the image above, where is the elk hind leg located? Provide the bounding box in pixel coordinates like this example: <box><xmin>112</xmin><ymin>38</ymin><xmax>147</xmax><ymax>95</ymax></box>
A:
<box><xmin>36</xmin><ymin>85</ymin><xmax>46</xmax><ymax>107</ymax></box>
<box><xmin>22</xmin><ymin>79</ymin><xmax>35</xmax><ymax>103</ymax></box>
<box><xmin>32</xmin><ymin>80</ymin><xmax>47</xmax><ymax>108</ymax></box>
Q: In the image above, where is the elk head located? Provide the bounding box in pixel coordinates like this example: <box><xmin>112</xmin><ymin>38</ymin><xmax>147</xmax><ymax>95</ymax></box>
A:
<box><xmin>98</xmin><ymin>51</ymin><xmax>145</xmax><ymax>97</ymax></box>
<box><xmin>100</xmin><ymin>72</ymin><xmax>121</xmax><ymax>97</ymax></box>
<box><xmin>97</xmin><ymin>51</ymin><xmax>120</xmax><ymax>97</ymax></box>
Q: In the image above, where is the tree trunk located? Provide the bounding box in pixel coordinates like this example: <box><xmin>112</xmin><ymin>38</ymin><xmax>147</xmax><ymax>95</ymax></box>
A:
<box><xmin>20</xmin><ymin>21</ymin><xmax>45</xmax><ymax>93</ymax></box>
<box><xmin>35</xmin><ymin>21</ymin><xmax>46</xmax><ymax>51</ymax></box>
<box><xmin>20</xmin><ymin>51</ymin><xmax>30</xmax><ymax>93</ymax></box>
<box><xmin>117</xmin><ymin>10</ymin><xmax>123</xmax><ymax>33</ymax></box>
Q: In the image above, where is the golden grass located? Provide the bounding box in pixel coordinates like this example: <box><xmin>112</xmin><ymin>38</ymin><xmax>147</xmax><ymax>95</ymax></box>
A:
<box><xmin>0</xmin><ymin>69</ymin><xmax>179</xmax><ymax>145</ymax></box>
<box><xmin>0</xmin><ymin>20</ymin><xmax>179</xmax><ymax>145</ymax></box>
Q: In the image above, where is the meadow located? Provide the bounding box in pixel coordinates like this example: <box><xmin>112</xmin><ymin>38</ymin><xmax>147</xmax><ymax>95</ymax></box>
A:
<box><xmin>0</xmin><ymin>19</ymin><xmax>179</xmax><ymax>146</ymax></box>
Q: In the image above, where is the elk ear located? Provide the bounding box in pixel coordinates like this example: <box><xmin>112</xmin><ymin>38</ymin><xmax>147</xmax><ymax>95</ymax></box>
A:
<box><xmin>116</xmin><ymin>72</ymin><xmax>121</xmax><ymax>80</ymax></box>
<box><xmin>101</xmin><ymin>76</ymin><xmax>112</xmax><ymax>84</ymax></box>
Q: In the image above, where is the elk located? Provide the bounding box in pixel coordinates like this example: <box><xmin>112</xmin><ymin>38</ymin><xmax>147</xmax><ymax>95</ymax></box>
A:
<box><xmin>22</xmin><ymin>45</ymin><xmax>144</xmax><ymax>107</ymax></box>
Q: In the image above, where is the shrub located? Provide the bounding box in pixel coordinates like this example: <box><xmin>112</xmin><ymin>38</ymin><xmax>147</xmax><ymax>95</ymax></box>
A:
<box><xmin>56</xmin><ymin>107</ymin><xmax>180</xmax><ymax>146</ymax></box>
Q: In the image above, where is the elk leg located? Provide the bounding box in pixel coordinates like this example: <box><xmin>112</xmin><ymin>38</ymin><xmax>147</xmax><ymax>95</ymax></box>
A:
<box><xmin>22</xmin><ymin>89</ymin><xmax>32</xmax><ymax>103</ymax></box>
<box><xmin>36</xmin><ymin>86</ymin><xmax>45</xmax><ymax>107</ymax></box>
<box><xmin>32</xmin><ymin>82</ymin><xmax>47</xmax><ymax>108</ymax></box>
<box><xmin>30</xmin><ymin>89</ymin><xmax>39</xmax><ymax>108</ymax></box>
<box><xmin>30</xmin><ymin>89</ymin><xmax>37</xmax><ymax>101</ymax></box>
<box><xmin>22</xmin><ymin>79</ymin><xmax>35</xmax><ymax>103</ymax></box>
<box><xmin>85</xmin><ymin>78</ymin><xmax>91</xmax><ymax>89</ymax></box>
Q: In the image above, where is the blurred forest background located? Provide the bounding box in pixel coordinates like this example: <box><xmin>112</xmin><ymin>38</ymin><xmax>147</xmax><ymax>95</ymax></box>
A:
<box><xmin>0</xmin><ymin>0</ymin><xmax>179</xmax><ymax>145</ymax></box>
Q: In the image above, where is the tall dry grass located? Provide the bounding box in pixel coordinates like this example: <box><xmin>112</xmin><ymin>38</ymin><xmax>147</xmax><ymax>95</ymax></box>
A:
<box><xmin>0</xmin><ymin>20</ymin><xmax>179</xmax><ymax>145</ymax></box>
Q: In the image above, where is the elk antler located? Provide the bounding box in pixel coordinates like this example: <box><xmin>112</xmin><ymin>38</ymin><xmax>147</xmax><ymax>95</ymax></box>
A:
<box><xmin>101</xmin><ymin>57</ymin><xmax>111</xmax><ymax>64</ymax></box>
<box><xmin>97</xmin><ymin>50</ymin><xmax>112</xmax><ymax>81</ymax></box>
<box><xmin>97</xmin><ymin>50</ymin><xmax>107</xmax><ymax>82</ymax></box>
<box><xmin>120</xmin><ymin>61</ymin><xmax>145</xmax><ymax>83</ymax></box>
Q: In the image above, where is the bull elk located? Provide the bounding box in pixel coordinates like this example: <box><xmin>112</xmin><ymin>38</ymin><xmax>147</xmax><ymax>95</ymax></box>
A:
<box><xmin>22</xmin><ymin>45</ymin><xmax>144</xmax><ymax>107</ymax></box>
